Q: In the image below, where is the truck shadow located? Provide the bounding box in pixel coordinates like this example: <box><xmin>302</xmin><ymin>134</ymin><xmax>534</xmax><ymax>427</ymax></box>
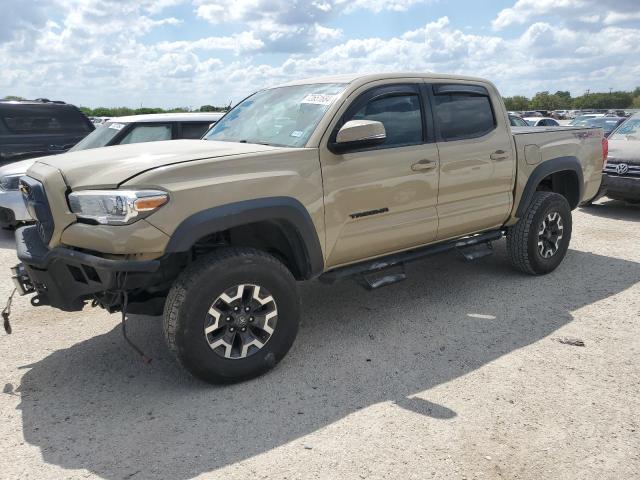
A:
<box><xmin>14</xmin><ymin>245</ymin><xmax>640</xmax><ymax>479</ymax></box>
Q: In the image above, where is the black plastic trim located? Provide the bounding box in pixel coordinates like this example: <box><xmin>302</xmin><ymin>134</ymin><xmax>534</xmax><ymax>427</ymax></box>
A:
<box><xmin>164</xmin><ymin>197</ymin><xmax>324</xmax><ymax>279</ymax></box>
<box><xmin>515</xmin><ymin>156</ymin><xmax>584</xmax><ymax>217</ymax></box>
<box><xmin>320</xmin><ymin>230</ymin><xmax>504</xmax><ymax>283</ymax></box>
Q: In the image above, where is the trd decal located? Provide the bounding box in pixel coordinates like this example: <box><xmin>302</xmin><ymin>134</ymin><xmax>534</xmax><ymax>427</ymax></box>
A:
<box><xmin>349</xmin><ymin>207</ymin><xmax>389</xmax><ymax>219</ymax></box>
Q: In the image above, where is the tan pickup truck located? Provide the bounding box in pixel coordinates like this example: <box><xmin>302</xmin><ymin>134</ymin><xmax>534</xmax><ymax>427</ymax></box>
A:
<box><xmin>11</xmin><ymin>73</ymin><xmax>606</xmax><ymax>383</ymax></box>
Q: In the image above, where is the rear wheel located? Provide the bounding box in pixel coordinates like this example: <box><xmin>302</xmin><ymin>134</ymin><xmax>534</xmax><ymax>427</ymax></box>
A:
<box><xmin>507</xmin><ymin>192</ymin><xmax>572</xmax><ymax>275</ymax></box>
<box><xmin>163</xmin><ymin>248</ymin><xmax>300</xmax><ymax>384</ymax></box>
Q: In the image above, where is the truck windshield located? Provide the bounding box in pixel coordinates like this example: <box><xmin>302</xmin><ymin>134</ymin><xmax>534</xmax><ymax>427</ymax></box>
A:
<box><xmin>204</xmin><ymin>83</ymin><xmax>346</xmax><ymax>148</ymax></box>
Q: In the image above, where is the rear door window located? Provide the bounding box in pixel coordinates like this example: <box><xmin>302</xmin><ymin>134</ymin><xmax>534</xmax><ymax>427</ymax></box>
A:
<box><xmin>118</xmin><ymin>124</ymin><xmax>172</xmax><ymax>144</ymax></box>
<box><xmin>433</xmin><ymin>86</ymin><xmax>496</xmax><ymax>141</ymax></box>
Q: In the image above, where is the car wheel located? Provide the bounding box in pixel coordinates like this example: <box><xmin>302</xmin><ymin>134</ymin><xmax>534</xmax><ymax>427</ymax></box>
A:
<box><xmin>507</xmin><ymin>192</ymin><xmax>572</xmax><ymax>275</ymax></box>
<box><xmin>163</xmin><ymin>247</ymin><xmax>300</xmax><ymax>384</ymax></box>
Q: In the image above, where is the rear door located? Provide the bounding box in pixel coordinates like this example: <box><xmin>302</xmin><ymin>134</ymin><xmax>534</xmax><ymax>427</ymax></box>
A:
<box><xmin>429</xmin><ymin>83</ymin><xmax>515</xmax><ymax>240</ymax></box>
<box><xmin>320</xmin><ymin>82</ymin><xmax>440</xmax><ymax>267</ymax></box>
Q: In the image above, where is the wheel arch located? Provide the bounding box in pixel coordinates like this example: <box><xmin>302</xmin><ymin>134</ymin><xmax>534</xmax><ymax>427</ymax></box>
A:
<box><xmin>516</xmin><ymin>156</ymin><xmax>583</xmax><ymax>218</ymax></box>
<box><xmin>164</xmin><ymin>197</ymin><xmax>324</xmax><ymax>280</ymax></box>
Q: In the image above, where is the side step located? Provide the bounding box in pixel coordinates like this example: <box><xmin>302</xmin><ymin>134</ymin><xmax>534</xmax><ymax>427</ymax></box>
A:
<box><xmin>457</xmin><ymin>242</ymin><xmax>494</xmax><ymax>261</ymax></box>
<box><xmin>359</xmin><ymin>264</ymin><xmax>407</xmax><ymax>290</ymax></box>
<box><xmin>319</xmin><ymin>230</ymin><xmax>504</xmax><ymax>286</ymax></box>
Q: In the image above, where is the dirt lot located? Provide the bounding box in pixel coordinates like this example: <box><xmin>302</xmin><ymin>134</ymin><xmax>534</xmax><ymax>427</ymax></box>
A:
<box><xmin>0</xmin><ymin>199</ymin><xmax>638</xmax><ymax>480</ymax></box>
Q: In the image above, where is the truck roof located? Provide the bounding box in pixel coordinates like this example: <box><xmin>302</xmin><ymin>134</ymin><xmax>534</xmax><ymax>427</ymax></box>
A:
<box><xmin>274</xmin><ymin>72</ymin><xmax>491</xmax><ymax>88</ymax></box>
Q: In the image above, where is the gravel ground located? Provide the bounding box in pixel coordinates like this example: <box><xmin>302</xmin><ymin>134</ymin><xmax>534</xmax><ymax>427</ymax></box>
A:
<box><xmin>1</xmin><ymin>198</ymin><xmax>638</xmax><ymax>480</ymax></box>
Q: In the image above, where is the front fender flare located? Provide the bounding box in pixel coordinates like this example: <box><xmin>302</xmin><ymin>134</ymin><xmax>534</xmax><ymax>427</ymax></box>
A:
<box><xmin>164</xmin><ymin>197</ymin><xmax>324</xmax><ymax>279</ymax></box>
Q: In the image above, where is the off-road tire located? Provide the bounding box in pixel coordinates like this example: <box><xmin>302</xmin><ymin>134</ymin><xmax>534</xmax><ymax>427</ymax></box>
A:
<box><xmin>507</xmin><ymin>192</ymin><xmax>572</xmax><ymax>275</ymax></box>
<box><xmin>163</xmin><ymin>247</ymin><xmax>300</xmax><ymax>384</ymax></box>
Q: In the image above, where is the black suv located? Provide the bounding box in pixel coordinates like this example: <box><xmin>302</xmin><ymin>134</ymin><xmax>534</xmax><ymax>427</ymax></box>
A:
<box><xmin>0</xmin><ymin>100</ymin><xmax>94</xmax><ymax>166</ymax></box>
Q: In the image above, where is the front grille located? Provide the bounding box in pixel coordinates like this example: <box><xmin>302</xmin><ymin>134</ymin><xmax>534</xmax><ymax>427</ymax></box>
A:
<box><xmin>604</xmin><ymin>160</ymin><xmax>640</xmax><ymax>178</ymax></box>
<box><xmin>19</xmin><ymin>176</ymin><xmax>54</xmax><ymax>244</ymax></box>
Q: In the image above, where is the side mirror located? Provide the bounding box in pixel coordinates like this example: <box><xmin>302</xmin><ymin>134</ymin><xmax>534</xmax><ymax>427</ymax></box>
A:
<box><xmin>329</xmin><ymin>120</ymin><xmax>386</xmax><ymax>154</ymax></box>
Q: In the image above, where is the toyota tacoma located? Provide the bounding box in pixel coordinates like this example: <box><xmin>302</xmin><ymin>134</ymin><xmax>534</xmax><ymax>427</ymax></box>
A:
<box><xmin>10</xmin><ymin>73</ymin><xmax>605</xmax><ymax>383</ymax></box>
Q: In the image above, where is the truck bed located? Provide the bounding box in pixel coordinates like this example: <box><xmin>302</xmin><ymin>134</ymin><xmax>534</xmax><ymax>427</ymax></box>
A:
<box><xmin>509</xmin><ymin>125</ymin><xmax>604</xmax><ymax>221</ymax></box>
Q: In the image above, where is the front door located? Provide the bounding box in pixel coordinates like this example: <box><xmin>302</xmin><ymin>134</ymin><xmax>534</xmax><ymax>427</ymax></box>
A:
<box><xmin>320</xmin><ymin>83</ymin><xmax>440</xmax><ymax>268</ymax></box>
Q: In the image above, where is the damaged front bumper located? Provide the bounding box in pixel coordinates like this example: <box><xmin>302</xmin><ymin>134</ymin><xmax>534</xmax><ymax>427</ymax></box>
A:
<box><xmin>13</xmin><ymin>225</ymin><xmax>161</xmax><ymax>312</ymax></box>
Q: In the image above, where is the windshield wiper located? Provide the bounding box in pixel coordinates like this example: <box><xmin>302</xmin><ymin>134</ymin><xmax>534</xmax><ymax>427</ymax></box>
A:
<box><xmin>238</xmin><ymin>139</ymin><xmax>274</xmax><ymax>146</ymax></box>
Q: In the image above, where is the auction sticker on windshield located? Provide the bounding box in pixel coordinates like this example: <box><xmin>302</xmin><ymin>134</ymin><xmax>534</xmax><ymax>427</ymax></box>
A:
<box><xmin>301</xmin><ymin>94</ymin><xmax>337</xmax><ymax>105</ymax></box>
<box><xmin>108</xmin><ymin>123</ymin><xmax>125</xmax><ymax>130</ymax></box>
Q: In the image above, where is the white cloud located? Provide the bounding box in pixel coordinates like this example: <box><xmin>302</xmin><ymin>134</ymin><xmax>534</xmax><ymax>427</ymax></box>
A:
<box><xmin>1</xmin><ymin>1</ymin><xmax>639</xmax><ymax>109</ymax></box>
<box><xmin>492</xmin><ymin>0</ymin><xmax>640</xmax><ymax>30</ymax></box>
<box><xmin>193</xmin><ymin>0</ymin><xmax>430</xmax><ymax>52</ymax></box>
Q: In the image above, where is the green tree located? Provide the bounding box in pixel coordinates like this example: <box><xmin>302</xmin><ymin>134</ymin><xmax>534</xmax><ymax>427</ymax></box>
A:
<box><xmin>2</xmin><ymin>95</ymin><xmax>25</xmax><ymax>101</ymax></box>
<box><xmin>553</xmin><ymin>91</ymin><xmax>572</xmax><ymax>108</ymax></box>
<box><xmin>530</xmin><ymin>91</ymin><xmax>562</xmax><ymax>111</ymax></box>
<box><xmin>632</xmin><ymin>96</ymin><xmax>640</xmax><ymax>108</ymax></box>
<box><xmin>503</xmin><ymin>95</ymin><xmax>530</xmax><ymax>111</ymax></box>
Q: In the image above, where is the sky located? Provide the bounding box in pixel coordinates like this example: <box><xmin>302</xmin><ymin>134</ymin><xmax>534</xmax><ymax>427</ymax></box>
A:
<box><xmin>1</xmin><ymin>0</ymin><xmax>639</xmax><ymax>108</ymax></box>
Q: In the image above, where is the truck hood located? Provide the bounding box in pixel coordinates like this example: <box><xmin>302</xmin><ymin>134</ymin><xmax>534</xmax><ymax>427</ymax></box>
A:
<box><xmin>28</xmin><ymin>140</ymin><xmax>284</xmax><ymax>189</ymax></box>
<box><xmin>607</xmin><ymin>138</ymin><xmax>640</xmax><ymax>165</ymax></box>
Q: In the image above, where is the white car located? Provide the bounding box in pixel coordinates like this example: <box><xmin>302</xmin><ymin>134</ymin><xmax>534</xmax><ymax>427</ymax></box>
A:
<box><xmin>523</xmin><ymin>117</ymin><xmax>561</xmax><ymax>127</ymax></box>
<box><xmin>0</xmin><ymin>112</ymin><xmax>224</xmax><ymax>227</ymax></box>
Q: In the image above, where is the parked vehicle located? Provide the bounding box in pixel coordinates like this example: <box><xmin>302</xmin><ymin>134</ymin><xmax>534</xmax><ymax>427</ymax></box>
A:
<box><xmin>10</xmin><ymin>73</ymin><xmax>605</xmax><ymax>383</ymax></box>
<box><xmin>523</xmin><ymin>117</ymin><xmax>560</xmax><ymax>127</ymax></box>
<box><xmin>523</xmin><ymin>111</ymin><xmax>543</xmax><ymax>117</ymax></box>
<box><xmin>0</xmin><ymin>99</ymin><xmax>94</xmax><ymax>166</ymax></box>
<box><xmin>569</xmin><ymin>114</ymin><xmax>605</xmax><ymax>125</ymax></box>
<box><xmin>509</xmin><ymin>114</ymin><xmax>529</xmax><ymax>127</ymax></box>
<box><xmin>598</xmin><ymin>114</ymin><xmax>640</xmax><ymax>203</ymax></box>
<box><xmin>578</xmin><ymin>117</ymin><xmax>626</xmax><ymax>137</ymax></box>
<box><xmin>0</xmin><ymin>112</ymin><xmax>223</xmax><ymax>228</ymax></box>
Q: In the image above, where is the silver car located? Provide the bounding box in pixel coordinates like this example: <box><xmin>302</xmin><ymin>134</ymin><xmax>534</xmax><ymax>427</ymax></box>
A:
<box><xmin>0</xmin><ymin>112</ymin><xmax>223</xmax><ymax>227</ymax></box>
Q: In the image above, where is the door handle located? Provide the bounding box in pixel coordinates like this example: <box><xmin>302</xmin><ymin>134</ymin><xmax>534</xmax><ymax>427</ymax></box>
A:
<box><xmin>490</xmin><ymin>150</ymin><xmax>509</xmax><ymax>161</ymax></box>
<box><xmin>411</xmin><ymin>159</ymin><xmax>437</xmax><ymax>171</ymax></box>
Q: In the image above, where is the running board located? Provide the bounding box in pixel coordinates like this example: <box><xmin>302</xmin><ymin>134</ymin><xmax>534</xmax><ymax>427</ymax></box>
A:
<box><xmin>319</xmin><ymin>230</ymin><xmax>504</xmax><ymax>285</ymax></box>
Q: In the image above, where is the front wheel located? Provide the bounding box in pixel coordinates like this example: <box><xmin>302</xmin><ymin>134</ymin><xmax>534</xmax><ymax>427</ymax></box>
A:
<box><xmin>163</xmin><ymin>248</ymin><xmax>300</xmax><ymax>384</ymax></box>
<box><xmin>507</xmin><ymin>192</ymin><xmax>572</xmax><ymax>275</ymax></box>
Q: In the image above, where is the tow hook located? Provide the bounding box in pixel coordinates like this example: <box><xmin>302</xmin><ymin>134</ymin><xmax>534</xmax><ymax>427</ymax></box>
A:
<box><xmin>11</xmin><ymin>264</ymin><xmax>35</xmax><ymax>296</ymax></box>
<box><xmin>3</xmin><ymin>264</ymin><xmax>37</xmax><ymax>334</ymax></box>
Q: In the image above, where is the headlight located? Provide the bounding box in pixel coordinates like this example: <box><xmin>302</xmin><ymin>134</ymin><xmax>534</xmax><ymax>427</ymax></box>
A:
<box><xmin>0</xmin><ymin>174</ymin><xmax>23</xmax><ymax>191</ymax></box>
<box><xmin>68</xmin><ymin>190</ymin><xmax>169</xmax><ymax>225</ymax></box>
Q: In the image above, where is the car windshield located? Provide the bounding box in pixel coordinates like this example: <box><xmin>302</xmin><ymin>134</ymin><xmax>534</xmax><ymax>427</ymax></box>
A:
<box><xmin>585</xmin><ymin>118</ymin><xmax>623</xmax><ymax>134</ymax></box>
<box><xmin>610</xmin><ymin>118</ymin><xmax>640</xmax><ymax>141</ymax></box>
<box><xmin>69</xmin><ymin>122</ymin><xmax>127</xmax><ymax>151</ymax></box>
<box><xmin>204</xmin><ymin>83</ymin><xmax>346</xmax><ymax>148</ymax></box>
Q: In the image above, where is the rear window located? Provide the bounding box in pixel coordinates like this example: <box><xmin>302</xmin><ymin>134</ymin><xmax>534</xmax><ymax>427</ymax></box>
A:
<box><xmin>181</xmin><ymin>122</ymin><xmax>213</xmax><ymax>139</ymax></box>
<box><xmin>433</xmin><ymin>87</ymin><xmax>496</xmax><ymax>141</ymax></box>
<box><xmin>1</xmin><ymin>105</ymin><xmax>91</xmax><ymax>135</ymax></box>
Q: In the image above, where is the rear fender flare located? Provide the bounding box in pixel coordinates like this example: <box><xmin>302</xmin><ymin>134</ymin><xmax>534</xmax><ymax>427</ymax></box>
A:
<box><xmin>516</xmin><ymin>156</ymin><xmax>583</xmax><ymax>218</ymax></box>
